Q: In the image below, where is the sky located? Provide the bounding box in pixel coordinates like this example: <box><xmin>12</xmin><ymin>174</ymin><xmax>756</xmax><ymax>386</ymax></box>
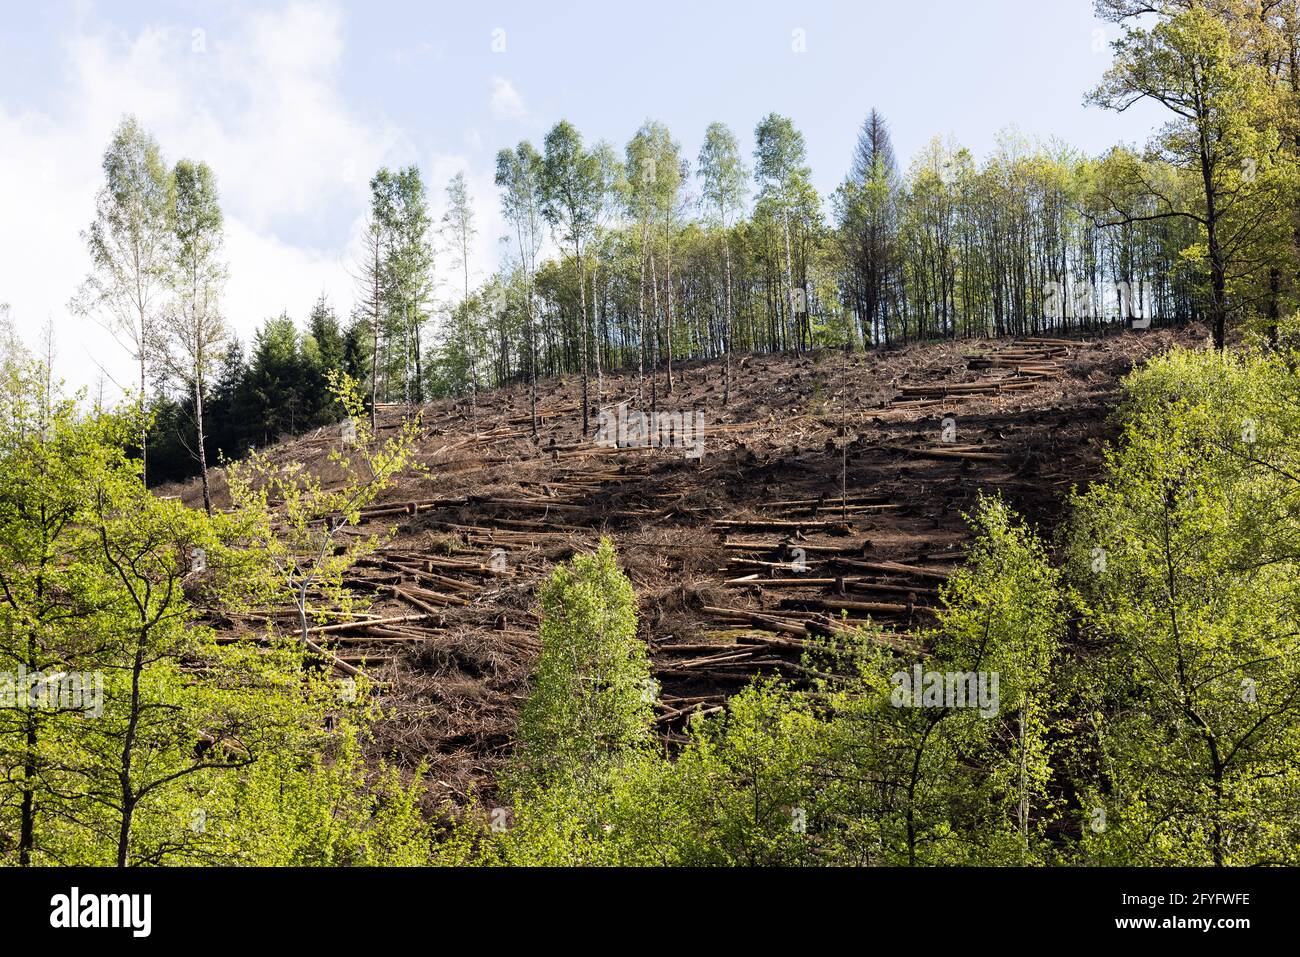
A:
<box><xmin>0</xmin><ymin>0</ymin><xmax>1166</xmax><ymax>395</ymax></box>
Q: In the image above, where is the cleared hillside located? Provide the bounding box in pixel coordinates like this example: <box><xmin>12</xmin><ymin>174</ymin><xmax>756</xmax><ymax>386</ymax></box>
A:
<box><xmin>168</xmin><ymin>324</ymin><xmax>1207</xmax><ymax>805</ymax></box>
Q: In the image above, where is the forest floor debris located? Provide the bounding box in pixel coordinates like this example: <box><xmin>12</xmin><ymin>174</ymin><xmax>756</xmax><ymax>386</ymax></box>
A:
<box><xmin>162</xmin><ymin>323</ymin><xmax>1209</xmax><ymax>804</ymax></box>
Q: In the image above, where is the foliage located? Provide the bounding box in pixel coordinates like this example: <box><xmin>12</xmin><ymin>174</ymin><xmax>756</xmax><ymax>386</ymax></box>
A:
<box><xmin>1067</xmin><ymin>344</ymin><xmax>1300</xmax><ymax>865</ymax></box>
<box><xmin>225</xmin><ymin>372</ymin><xmax>423</xmax><ymax>647</ymax></box>
<box><xmin>0</xmin><ymin>367</ymin><xmax>426</xmax><ymax>866</ymax></box>
<box><xmin>511</xmin><ymin>538</ymin><xmax>655</xmax><ymax>790</ymax></box>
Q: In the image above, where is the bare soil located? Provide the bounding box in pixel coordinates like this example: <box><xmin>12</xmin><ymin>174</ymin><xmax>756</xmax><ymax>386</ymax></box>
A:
<box><xmin>166</xmin><ymin>323</ymin><xmax>1210</xmax><ymax>806</ymax></box>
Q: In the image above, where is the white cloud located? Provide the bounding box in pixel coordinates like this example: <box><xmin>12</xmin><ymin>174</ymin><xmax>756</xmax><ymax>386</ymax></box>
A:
<box><xmin>223</xmin><ymin>217</ymin><xmax>358</xmax><ymax>339</ymax></box>
<box><xmin>489</xmin><ymin>75</ymin><xmax>528</xmax><ymax>121</ymax></box>
<box><xmin>0</xmin><ymin>1</ymin><xmax>457</xmax><ymax>397</ymax></box>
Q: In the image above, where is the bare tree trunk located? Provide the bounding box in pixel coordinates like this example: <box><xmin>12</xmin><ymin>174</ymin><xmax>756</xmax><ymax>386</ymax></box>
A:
<box><xmin>116</xmin><ymin>641</ymin><xmax>146</xmax><ymax>867</ymax></box>
<box><xmin>649</xmin><ymin>250</ymin><xmax>662</xmax><ymax>419</ymax></box>
<box><xmin>577</xmin><ymin>241</ymin><xmax>590</xmax><ymax>435</ymax></box>
<box><xmin>781</xmin><ymin>209</ymin><xmax>799</xmax><ymax>352</ymax></box>
<box><xmin>195</xmin><ymin>355</ymin><xmax>212</xmax><ymax>516</ymax></box>
<box><xmin>463</xmin><ymin>237</ymin><xmax>478</xmax><ymax>412</ymax></box>
<box><xmin>1018</xmin><ymin>712</ymin><xmax>1029</xmax><ymax>852</ymax></box>
<box><xmin>1196</xmin><ymin>119</ymin><xmax>1227</xmax><ymax>350</ymax></box>
<box><xmin>527</xmin><ymin>298</ymin><xmax>539</xmax><ymax>437</ymax></box>
<box><xmin>665</xmin><ymin>225</ymin><xmax>675</xmax><ymax>394</ymax></box>
<box><xmin>18</xmin><ymin>716</ymin><xmax>35</xmax><ymax>866</ymax></box>
<box><xmin>402</xmin><ymin>303</ymin><xmax>412</xmax><ymax>410</ymax></box>
<box><xmin>370</xmin><ymin>233</ymin><xmax>381</xmax><ymax>431</ymax></box>
<box><xmin>139</xmin><ymin>349</ymin><xmax>148</xmax><ymax>485</ymax></box>
<box><xmin>412</xmin><ymin>303</ymin><xmax>424</xmax><ymax>408</ymax></box>
<box><xmin>723</xmin><ymin>235</ymin><xmax>733</xmax><ymax>406</ymax></box>
<box><xmin>637</xmin><ymin>219</ymin><xmax>650</xmax><ymax>409</ymax></box>
<box><xmin>593</xmin><ymin>267</ymin><xmax>603</xmax><ymax>413</ymax></box>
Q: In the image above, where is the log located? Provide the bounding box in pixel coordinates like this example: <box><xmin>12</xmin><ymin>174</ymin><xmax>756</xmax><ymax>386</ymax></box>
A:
<box><xmin>659</xmin><ymin>650</ymin><xmax>759</xmax><ymax>670</ymax></box>
<box><xmin>722</xmin><ymin>539</ymin><xmax>864</xmax><ymax>555</ymax></box>
<box><xmin>725</xmin><ymin>575</ymin><xmax>858</xmax><ymax>588</ymax></box>
<box><xmin>698</xmin><ymin>605</ymin><xmax>809</xmax><ymax>637</ymax></box>
<box><xmin>843</xmin><ymin>580</ymin><xmax>938</xmax><ymax>598</ymax></box>
<box><xmin>759</xmin><ymin>493</ymin><xmax>892</xmax><ymax>508</ymax></box>
<box><xmin>837</xmin><ymin>558</ymin><xmax>953</xmax><ymax>581</ymax></box>
<box><xmin>726</xmin><ymin>558</ymin><xmax>825</xmax><ymax>572</ymax></box>
<box><xmin>382</xmin><ymin>561</ymin><xmax>478</xmax><ymax>592</ymax></box>
<box><xmin>713</xmin><ymin>518</ymin><xmax>854</xmax><ymax>533</ymax></box>
<box><xmin>316</xmin><ymin>631</ymin><xmax>430</xmax><ymax>645</ymax></box>
<box><xmin>388</xmin><ymin>588</ymin><xmax>448</xmax><ymax>617</ymax></box>
<box><xmin>306</xmin><ymin>613</ymin><xmax>433</xmax><ymax>636</ymax></box>
<box><xmin>401</xmin><ymin>584</ymin><xmax>472</xmax><ymax>607</ymax></box>
<box><xmin>814</xmin><ymin>598</ymin><xmax>935</xmax><ymax>616</ymax></box>
<box><xmin>895</xmin><ymin>445</ymin><xmax>1010</xmax><ymax>463</ymax></box>
<box><xmin>767</xmin><ymin>502</ymin><xmax>905</xmax><ymax>516</ymax></box>
<box><xmin>656</xmin><ymin>704</ymin><xmax>725</xmax><ymax>725</ymax></box>
<box><xmin>304</xmin><ymin>637</ymin><xmax>367</xmax><ymax>678</ymax></box>
<box><xmin>721</xmin><ymin>573</ymin><xmax>936</xmax><ymax>599</ymax></box>
<box><xmin>735</xmin><ymin>632</ymin><xmax>811</xmax><ymax>651</ymax></box>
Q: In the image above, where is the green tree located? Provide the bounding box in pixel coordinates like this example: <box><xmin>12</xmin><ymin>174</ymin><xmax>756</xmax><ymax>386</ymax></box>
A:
<box><xmin>162</xmin><ymin>159</ymin><xmax>228</xmax><ymax>515</ymax></box>
<box><xmin>1068</xmin><ymin>344</ymin><xmax>1300</xmax><ymax>865</ymax></box>
<box><xmin>305</xmin><ymin>296</ymin><xmax>346</xmax><ymax>389</ymax></box>
<box><xmin>698</xmin><ymin>122</ymin><xmax>749</xmax><ymax>404</ymax></box>
<box><xmin>371</xmin><ymin>166</ymin><xmax>435</xmax><ymax>407</ymax></box>
<box><xmin>71</xmin><ymin>116</ymin><xmax>171</xmax><ymax>483</ymax></box>
<box><xmin>0</xmin><ymin>364</ymin><xmax>124</xmax><ymax>864</ymax></box>
<box><xmin>754</xmin><ymin>113</ymin><xmax>815</xmax><ymax>351</ymax></box>
<box><xmin>442</xmin><ymin>172</ymin><xmax>481</xmax><ymax>407</ymax></box>
<box><xmin>495</xmin><ymin>142</ymin><xmax>546</xmax><ymax>434</ymax></box>
<box><xmin>542</xmin><ymin>121</ymin><xmax>603</xmax><ymax>434</ymax></box>
<box><xmin>513</xmin><ymin>539</ymin><xmax>654</xmax><ymax>789</ymax></box>
<box><xmin>246</xmin><ymin>314</ymin><xmax>307</xmax><ymax>443</ymax></box>
<box><xmin>1091</xmin><ymin>0</ymin><xmax>1289</xmax><ymax>348</ymax></box>
<box><xmin>624</xmin><ymin>121</ymin><xmax>684</xmax><ymax>408</ymax></box>
<box><xmin>816</xmin><ymin>496</ymin><xmax>1064</xmax><ymax>866</ymax></box>
<box><xmin>835</xmin><ymin>109</ymin><xmax>901</xmax><ymax>348</ymax></box>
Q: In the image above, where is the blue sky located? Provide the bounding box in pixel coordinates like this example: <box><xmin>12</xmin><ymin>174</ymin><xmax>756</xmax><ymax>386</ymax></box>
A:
<box><xmin>0</xmin><ymin>0</ymin><xmax>1163</xmax><ymax>392</ymax></box>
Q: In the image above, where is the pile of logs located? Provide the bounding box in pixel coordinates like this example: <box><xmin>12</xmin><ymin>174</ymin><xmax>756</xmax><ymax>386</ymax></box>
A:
<box><xmin>883</xmin><ymin>337</ymin><xmax>1087</xmax><ymax>408</ymax></box>
<box><xmin>967</xmin><ymin>338</ymin><xmax>1076</xmax><ymax>378</ymax></box>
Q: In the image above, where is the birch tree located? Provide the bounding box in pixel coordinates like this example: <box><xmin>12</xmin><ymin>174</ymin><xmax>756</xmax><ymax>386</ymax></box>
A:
<box><xmin>71</xmin><ymin>116</ymin><xmax>171</xmax><ymax>483</ymax></box>
<box><xmin>162</xmin><ymin>159</ymin><xmax>228</xmax><ymax>515</ymax></box>
<box><xmin>351</xmin><ymin>215</ymin><xmax>384</xmax><ymax>429</ymax></box>
<box><xmin>371</xmin><ymin>167</ymin><xmax>434</xmax><ymax>408</ymax></box>
<box><xmin>755</xmin><ymin>114</ymin><xmax>813</xmax><ymax>352</ymax></box>
<box><xmin>697</xmin><ymin>122</ymin><xmax>748</xmax><ymax>404</ymax></box>
<box><xmin>542</xmin><ymin>121</ymin><xmax>602</xmax><ymax>435</ymax></box>
<box><xmin>495</xmin><ymin>142</ymin><xmax>546</xmax><ymax>434</ymax></box>
<box><xmin>442</xmin><ymin>171</ymin><xmax>480</xmax><ymax>406</ymax></box>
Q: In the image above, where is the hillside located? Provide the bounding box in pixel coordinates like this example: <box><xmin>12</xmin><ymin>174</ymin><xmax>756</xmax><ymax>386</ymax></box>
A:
<box><xmin>170</xmin><ymin>324</ymin><xmax>1207</xmax><ymax>805</ymax></box>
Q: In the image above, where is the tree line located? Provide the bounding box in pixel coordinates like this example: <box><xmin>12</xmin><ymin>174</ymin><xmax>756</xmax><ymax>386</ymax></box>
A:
<box><xmin>66</xmin><ymin>2</ymin><xmax>1300</xmax><ymax>485</ymax></box>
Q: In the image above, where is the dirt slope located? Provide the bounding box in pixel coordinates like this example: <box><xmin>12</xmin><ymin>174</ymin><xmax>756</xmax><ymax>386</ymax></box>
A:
<box><xmin>171</xmin><ymin>324</ymin><xmax>1208</xmax><ymax>805</ymax></box>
